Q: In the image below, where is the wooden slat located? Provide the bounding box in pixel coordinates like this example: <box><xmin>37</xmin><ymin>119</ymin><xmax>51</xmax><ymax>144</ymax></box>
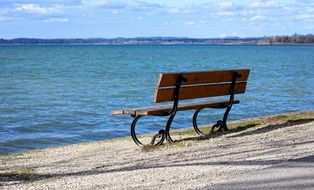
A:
<box><xmin>154</xmin><ymin>82</ymin><xmax>247</xmax><ymax>103</ymax></box>
<box><xmin>112</xmin><ymin>100</ymin><xmax>240</xmax><ymax>116</ymax></box>
<box><xmin>157</xmin><ymin>69</ymin><xmax>250</xmax><ymax>87</ymax></box>
<box><xmin>112</xmin><ymin>110</ymin><xmax>125</xmax><ymax>115</ymax></box>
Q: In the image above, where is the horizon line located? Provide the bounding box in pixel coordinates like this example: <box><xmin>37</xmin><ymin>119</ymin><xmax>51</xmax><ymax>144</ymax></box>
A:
<box><xmin>1</xmin><ymin>33</ymin><xmax>314</xmax><ymax>40</ymax></box>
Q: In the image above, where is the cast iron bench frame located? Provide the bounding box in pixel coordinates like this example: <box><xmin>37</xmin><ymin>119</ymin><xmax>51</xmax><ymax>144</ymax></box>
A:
<box><xmin>113</xmin><ymin>69</ymin><xmax>250</xmax><ymax>147</ymax></box>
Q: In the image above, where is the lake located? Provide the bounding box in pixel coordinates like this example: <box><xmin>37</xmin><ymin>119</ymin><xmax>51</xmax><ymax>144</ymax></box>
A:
<box><xmin>0</xmin><ymin>45</ymin><xmax>313</xmax><ymax>155</ymax></box>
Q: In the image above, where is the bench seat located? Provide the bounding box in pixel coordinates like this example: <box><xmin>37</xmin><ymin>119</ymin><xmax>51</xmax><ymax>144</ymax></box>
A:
<box><xmin>112</xmin><ymin>99</ymin><xmax>239</xmax><ymax>116</ymax></box>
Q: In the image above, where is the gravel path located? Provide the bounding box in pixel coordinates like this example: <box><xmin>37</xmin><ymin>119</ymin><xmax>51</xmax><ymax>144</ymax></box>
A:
<box><xmin>1</xmin><ymin>113</ymin><xmax>314</xmax><ymax>189</ymax></box>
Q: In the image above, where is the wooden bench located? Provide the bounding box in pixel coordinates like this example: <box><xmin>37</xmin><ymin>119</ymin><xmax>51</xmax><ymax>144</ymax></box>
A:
<box><xmin>112</xmin><ymin>69</ymin><xmax>250</xmax><ymax>147</ymax></box>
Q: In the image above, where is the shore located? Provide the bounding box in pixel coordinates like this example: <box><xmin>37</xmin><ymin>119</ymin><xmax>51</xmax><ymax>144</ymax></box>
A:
<box><xmin>1</xmin><ymin>111</ymin><xmax>314</xmax><ymax>189</ymax></box>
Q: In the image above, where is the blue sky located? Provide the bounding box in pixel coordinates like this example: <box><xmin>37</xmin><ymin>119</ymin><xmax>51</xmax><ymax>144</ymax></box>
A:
<box><xmin>0</xmin><ymin>0</ymin><xmax>313</xmax><ymax>38</ymax></box>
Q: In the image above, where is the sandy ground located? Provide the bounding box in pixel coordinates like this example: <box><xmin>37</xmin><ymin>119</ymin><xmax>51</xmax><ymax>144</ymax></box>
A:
<box><xmin>1</xmin><ymin>112</ymin><xmax>314</xmax><ymax>189</ymax></box>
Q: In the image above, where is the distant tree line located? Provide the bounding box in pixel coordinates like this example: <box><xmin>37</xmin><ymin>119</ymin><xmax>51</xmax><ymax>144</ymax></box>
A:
<box><xmin>260</xmin><ymin>34</ymin><xmax>314</xmax><ymax>44</ymax></box>
<box><xmin>0</xmin><ymin>35</ymin><xmax>313</xmax><ymax>45</ymax></box>
<box><xmin>0</xmin><ymin>37</ymin><xmax>259</xmax><ymax>45</ymax></box>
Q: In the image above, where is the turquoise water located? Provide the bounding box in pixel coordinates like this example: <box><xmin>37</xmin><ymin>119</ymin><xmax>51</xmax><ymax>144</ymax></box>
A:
<box><xmin>0</xmin><ymin>45</ymin><xmax>313</xmax><ymax>154</ymax></box>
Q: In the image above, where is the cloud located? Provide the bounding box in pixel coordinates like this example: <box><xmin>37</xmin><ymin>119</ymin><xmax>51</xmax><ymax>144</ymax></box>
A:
<box><xmin>42</xmin><ymin>17</ymin><xmax>69</xmax><ymax>23</ymax></box>
<box><xmin>184</xmin><ymin>21</ymin><xmax>194</xmax><ymax>25</ymax></box>
<box><xmin>14</xmin><ymin>4</ymin><xmax>61</xmax><ymax>15</ymax></box>
<box><xmin>168</xmin><ymin>8</ymin><xmax>179</xmax><ymax>14</ymax></box>
<box><xmin>213</xmin><ymin>11</ymin><xmax>237</xmax><ymax>17</ymax></box>
<box><xmin>220</xmin><ymin>32</ymin><xmax>239</xmax><ymax>38</ymax></box>
<box><xmin>306</xmin><ymin>25</ymin><xmax>314</xmax><ymax>29</ymax></box>
<box><xmin>250</xmin><ymin>15</ymin><xmax>266</xmax><ymax>21</ymax></box>
<box><xmin>0</xmin><ymin>3</ymin><xmax>66</xmax><ymax>22</ymax></box>
<box><xmin>216</xmin><ymin>2</ymin><xmax>234</xmax><ymax>10</ymax></box>
<box><xmin>248</xmin><ymin>0</ymin><xmax>278</xmax><ymax>9</ymax></box>
<box><xmin>295</xmin><ymin>0</ymin><xmax>314</xmax><ymax>5</ymax></box>
<box><xmin>167</xmin><ymin>7</ymin><xmax>194</xmax><ymax>14</ymax></box>
<box><xmin>111</xmin><ymin>10</ymin><xmax>119</xmax><ymax>14</ymax></box>
<box><xmin>296</xmin><ymin>14</ymin><xmax>314</xmax><ymax>20</ymax></box>
<box><xmin>0</xmin><ymin>8</ymin><xmax>9</xmax><ymax>14</ymax></box>
<box><xmin>82</xmin><ymin>0</ymin><xmax>163</xmax><ymax>11</ymax></box>
<box><xmin>0</xmin><ymin>16</ymin><xmax>11</xmax><ymax>21</ymax></box>
<box><xmin>164</xmin><ymin>2</ymin><xmax>236</xmax><ymax>15</ymax></box>
<box><xmin>82</xmin><ymin>0</ymin><xmax>125</xmax><ymax>9</ymax></box>
<box><xmin>0</xmin><ymin>0</ymin><xmax>79</xmax><ymax>6</ymax></box>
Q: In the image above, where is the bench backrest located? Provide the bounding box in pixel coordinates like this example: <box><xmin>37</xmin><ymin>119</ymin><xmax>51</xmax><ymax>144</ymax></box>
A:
<box><xmin>154</xmin><ymin>69</ymin><xmax>250</xmax><ymax>103</ymax></box>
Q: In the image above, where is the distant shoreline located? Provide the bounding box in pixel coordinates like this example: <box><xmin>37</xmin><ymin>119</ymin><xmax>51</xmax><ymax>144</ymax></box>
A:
<box><xmin>1</xmin><ymin>34</ymin><xmax>313</xmax><ymax>45</ymax></box>
<box><xmin>1</xmin><ymin>43</ymin><xmax>314</xmax><ymax>46</ymax></box>
<box><xmin>0</xmin><ymin>37</ymin><xmax>260</xmax><ymax>45</ymax></box>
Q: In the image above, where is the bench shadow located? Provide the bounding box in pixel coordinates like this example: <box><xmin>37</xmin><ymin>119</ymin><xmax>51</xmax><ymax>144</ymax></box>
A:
<box><xmin>172</xmin><ymin>118</ymin><xmax>313</xmax><ymax>147</ymax></box>
<box><xmin>174</xmin><ymin>123</ymin><xmax>259</xmax><ymax>143</ymax></box>
<box><xmin>0</xmin><ymin>173</ymin><xmax>53</xmax><ymax>184</ymax></box>
<box><xmin>227</xmin><ymin>119</ymin><xmax>314</xmax><ymax>139</ymax></box>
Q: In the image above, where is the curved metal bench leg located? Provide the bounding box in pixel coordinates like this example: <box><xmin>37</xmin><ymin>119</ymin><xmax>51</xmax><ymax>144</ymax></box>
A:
<box><xmin>130</xmin><ymin>115</ymin><xmax>166</xmax><ymax>147</ymax></box>
<box><xmin>193</xmin><ymin>108</ymin><xmax>219</xmax><ymax>135</ymax></box>
<box><xmin>217</xmin><ymin>105</ymin><xmax>232</xmax><ymax>131</ymax></box>
<box><xmin>193</xmin><ymin>108</ymin><xmax>206</xmax><ymax>135</ymax></box>
<box><xmin>193</xmin><ymin>108</ymin><xmax>229</xmax><ymax>135</ymax></box>
<box><xmin>150</xmin><ymin>129</ymin><xmax>166</xmax><ymax>146</ymax></box>
<box><xmin>165</xmin><ymin>113</ymin><xmax>176</xmax><ymax>143</ymax></box>
<box><xmin>215</xmin><ymin>120</ymin><xmax>225</xmax><ymax>132</ymax></box>
<box><xmin>131</xmin><ymin>115</ymin><xmax>144</xmax><ymax>146</ymax></box>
